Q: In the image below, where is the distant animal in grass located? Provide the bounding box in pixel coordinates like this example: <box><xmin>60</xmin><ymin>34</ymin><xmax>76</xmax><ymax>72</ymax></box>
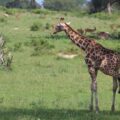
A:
<box><xmin>85</xmin><ymin>27</ymin><xmax>96</xmax><ymax>35</ymax></box>
<box><xmin>97</xmin><ymin>32</ymin><xmax>110</xmax><ymax>39</ymax></box>
<box><xmin>77</xmin><ymin>28</ymin><xmax>84</xmax><ymax>35</ymax></box>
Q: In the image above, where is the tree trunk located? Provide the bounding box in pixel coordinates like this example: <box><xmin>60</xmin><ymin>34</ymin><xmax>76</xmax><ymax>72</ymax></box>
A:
<box><xmin>30</xmin><ymin>0</ymin><xmax>36</xmax><ymax>8</ymax></box>
<box><xmin>107</xmin><ymin>0</ymin><xmax>112</xmax><ymax>15</ymax></box>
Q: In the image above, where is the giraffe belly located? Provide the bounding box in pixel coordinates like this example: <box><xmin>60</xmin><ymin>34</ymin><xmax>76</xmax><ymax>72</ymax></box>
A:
<box><xmin>99</xmin><ymin>58</ymin><xmax>118</xmax><ymax>76</ymax></box>
<box><xmin>99</xmin><ymin>67</ymin><xmax>115</xmax><ymax>76</ymax></box>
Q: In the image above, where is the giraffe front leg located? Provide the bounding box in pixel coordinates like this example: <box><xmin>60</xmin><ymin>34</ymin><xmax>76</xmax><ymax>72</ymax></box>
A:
<box><xmin>89</xmin><ymin>67</ymin><xmax>99</xmax><ymax>112</ymax></box>
<box><xmin>118</xmin><ymin>77</ymin><xmax>120</xmax><ymax>94</ymax></box>
<box><xmin>111</xmin><ymin>77</ymin><xmax>118</xmax><ymax>112</ymax></box>
<box><xmin>89</xmin><ymin>83</ymin><xmax>94</xmax><ymax>111</ymax></box>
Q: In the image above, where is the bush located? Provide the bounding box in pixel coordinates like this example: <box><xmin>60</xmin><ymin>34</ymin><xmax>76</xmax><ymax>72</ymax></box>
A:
<box><xmin>30</xmin><ymin>23</ymin><xmax>39</xmax><ymax>31</ymax></box>
<box><xmin>30</xmin><ymin>22</ymin><xmax>43</xmax><ymax>31</ymax></box>
<box><xmin>32</xmin><ymin>39</ymin><xmax>54</xmax><ymax>56</ymax></box>
<box><xmin>0</xmin><ymin>17</ymin><xmax>7</xmax><ymax>23</ymax></box>
<box><xmin>13</xmin><ymin>42</ymin><xmax>22</xmax><ymax>52</ymax></box>
<box><xmin>32</xmin><ymin>9</ymin><xmax>53</xmax><ymax>15</ymax></box>
<box><xmin>111</xmin><ymin>31</ymin><xmax>120</xmax><ymax>39</ymax></box>
<box><xmin>90</xmin><ymin>12</ymin><xmax>119</xmax><ymax>20</ymax></box>
<box><xmin>0</xmin><ymin>6</ymin><xmax>6</xmax><ymax>11</ymax></box>
<box><xmin>24</xmin><ymin>36</ymin><xmax>54</xmax><ymax>56</ymax></box>
<box><xmin>45</xmin><ymin>23</ymin><xmax>51</xmax><ymax>30</ymax></box>
<box><xmin>5</xmin><ymin>9</ymin><xmax>16</xmax><ymax>15</ymax></box>
<box><xmin>5</xmin><ymin>8</ymin><xmax>24</xmax><ymax>15</ymax></box>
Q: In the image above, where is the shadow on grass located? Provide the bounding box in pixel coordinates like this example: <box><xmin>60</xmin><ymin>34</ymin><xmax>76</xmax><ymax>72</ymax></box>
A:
<box><xmin>0</xmin><ymin>108</ymin><xmax>120</xmax><ymax>120</ymax></box>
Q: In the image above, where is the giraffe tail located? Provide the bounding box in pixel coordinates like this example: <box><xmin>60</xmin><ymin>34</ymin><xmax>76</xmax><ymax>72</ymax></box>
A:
<box><xmin>118</xmin><ymin>77</ymin><xmax>120</xmax><ymax>94</ymax></box>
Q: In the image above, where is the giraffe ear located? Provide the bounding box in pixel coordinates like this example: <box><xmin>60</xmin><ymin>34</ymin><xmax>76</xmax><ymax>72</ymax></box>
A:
<box><xmin>66</xmin><ymin>22</ymin><xmax>71</xmax><ymax>25</ymax></box>
<box><xmin>60</xmin><ymin>17</ymin><xmax>64</xmax><ymax>22</ymax></box>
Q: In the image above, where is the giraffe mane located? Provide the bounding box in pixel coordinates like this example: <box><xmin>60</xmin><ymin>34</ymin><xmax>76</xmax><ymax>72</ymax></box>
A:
<box><xmin>65</xmin><ymin>23</ymin><xmax>81</xmax><ymax>35</ymax></box>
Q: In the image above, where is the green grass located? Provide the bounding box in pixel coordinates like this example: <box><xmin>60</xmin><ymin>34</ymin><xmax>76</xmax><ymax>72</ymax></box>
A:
<box><xmin>0</xmin><ymin>8</ymin><xmax>120</xmax><ymax>120</ymax></box>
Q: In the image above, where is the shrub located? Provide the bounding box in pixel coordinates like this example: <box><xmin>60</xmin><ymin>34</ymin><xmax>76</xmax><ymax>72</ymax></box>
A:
<box><xmin>0</xmin><ymin>17</ymin><xmax>7</xmax><ymax>23</ymax></box>
<box><xmin>90</xmin><ymin>12</ymin><xmax>119</xmax><ymax>20</ymax></box>
<box><xmin>30</xmin><ymin>22</ymin><xmax>43</xmax><ymax>31</ymax></box>
<box><xmin>30</xmin><ymin>23</ymin><xmax>39</xmax><ymax>31</ymax></box>
<box><xmin>32</xmin><ymin>39</ymin><xmax>54</xmax><ymax>56</ymax></box>
<box><xmin>32</xmin><ymin>9</ymin><xmax>53</xmax><ymax>15</ymax></box>
<box><xmin>0</xmin><ymin>6</ymin><xmax>6</xmax><ymax>11</ymax></box>
<box><xmin>5</xmin><ymin>8</ymin><xmax>23</xmax><ymax>15</ymax></box>
<box><xmin>111</xmin><ymin>31</ymin><xmax>120</xmax><ymax>39</ymax></box>
<box><xmin>24</xmin><ymin>36</ymin><xmax>54</xmax><ymax>56</ymax></box>
<box><xmin>13</xmin><ymin>42</ymin><xmax>22</xmax><ymax>52</ymax></box>
<box><xmin>5</xmin><ymin>9</ymin><xmax>16</xmax><ymax>15</ymax></box>
<box><xmin>45</xmin><ymin>23</ymin><xmax>51</xmax><ymax>30</ymax></box>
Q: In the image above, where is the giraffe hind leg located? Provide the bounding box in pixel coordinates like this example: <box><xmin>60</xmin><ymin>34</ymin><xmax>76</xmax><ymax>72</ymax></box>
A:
<box><xmin>118</xmin><ymin>77</ymin><xmax>120</xmax><ymax>94</ymax></box>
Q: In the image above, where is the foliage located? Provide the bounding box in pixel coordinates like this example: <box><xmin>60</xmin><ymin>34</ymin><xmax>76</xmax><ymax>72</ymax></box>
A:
<box><xmin>32</xmin><ymin>8</ymin><xmax>54</xmax><ymax>15</ymax></box>
<box><xmin>31</xmin><ymin>39</ymin><xmax>54</xmax><ymax>56</ymax></box>
<box><xmin>0</xmin><ymin>0</ymin><xmax>13</xmax><ymax>5</ymax></box>
<box><xmin>30</xmin><ymin>23</ymin><xmax>40</xmax><ymax>31</ymax></box>
<box><xmin>25</xmin><ymin>36</ymin><xmax>55</xmax><ymax>56</ymax></box>
<box><xmin>45</xmin><ymin>23</ymin><xmax>51</xmax><ymax>30</ymax></box>
<box><xmin>90</xmin><ymin>12</ymin><xmax>119</xmax><ymax>20</ymax></box>
<box><xmin>13</xmin><ymin>42</ymin><xmax>22</xmax><ymax>51</ymax></box>
<box><xmin>88</xmin><ymin>0</ymin><xmax>120</xmax><ymax>13</ymax></box>
<box><xmin>5</xmin><ymin>8</ymin><xmax>20</xmax><ymax>15</ymax></box>
<box><xmin>44</xmin><ymin>0</ymin><xmax>84</xmax><ymax>11</ymax></box>
<box><xmin>30</xmin><ymin>22</ymin><xmax>43</xmax><ymax>31</ymax></box>
<box><xmin>111</xmin><ymin>31</ymin><xmax>120</xmax><ymax>39</ymax></box>
<box><xmin>0</xmin><ymin>17</ymin><xmax>7</xmax><ymax>23</ymax></box>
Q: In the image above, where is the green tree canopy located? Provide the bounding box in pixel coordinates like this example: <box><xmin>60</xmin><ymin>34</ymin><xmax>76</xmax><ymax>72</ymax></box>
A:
<box><xmin>89</xmin><ymin>0</ymin><xmax>120</xmax><ymax>14</ymax></box>
<box><xmin>0</xmin><ymin>0</ymin><xmax>14</xmax><ymax>5</ymax></box>
<box><xmin>44</xmin><ymin>0</ymin><xmax>85</xmax><ymax>11</ymax></box>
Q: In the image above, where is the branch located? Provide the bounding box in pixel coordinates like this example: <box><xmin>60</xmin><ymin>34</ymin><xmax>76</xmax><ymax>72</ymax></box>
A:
<box><xmin>111</xmin><ymin>0</ymin><xmax>119</xmax><ymax>4</ymax></box>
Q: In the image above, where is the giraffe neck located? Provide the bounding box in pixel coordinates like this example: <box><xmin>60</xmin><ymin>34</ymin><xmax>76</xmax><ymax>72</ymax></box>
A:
<box><xmin>64</xmin><ymin>24</ymin><xmax>90</xmax><ymax>52</ymax></box>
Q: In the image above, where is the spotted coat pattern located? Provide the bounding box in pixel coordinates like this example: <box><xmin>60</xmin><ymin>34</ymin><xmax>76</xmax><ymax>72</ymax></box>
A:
<box><xmin>53</xmin><ymin>21</ymin><xmax>120</xmax><ymax>112</ymax></box>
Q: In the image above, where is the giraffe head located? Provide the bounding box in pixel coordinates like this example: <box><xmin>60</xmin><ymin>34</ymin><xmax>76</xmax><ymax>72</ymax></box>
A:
<box><xmin>53</xmin><ymin>18</ymin><xmax>70</xmax><ymax>34</ymax></box>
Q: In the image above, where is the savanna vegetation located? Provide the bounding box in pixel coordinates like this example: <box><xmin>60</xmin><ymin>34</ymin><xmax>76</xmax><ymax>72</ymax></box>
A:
<box><xmin>0</xmin><ymin>2</ymin><xmax>120</xmax><ymax>120</ymax></box>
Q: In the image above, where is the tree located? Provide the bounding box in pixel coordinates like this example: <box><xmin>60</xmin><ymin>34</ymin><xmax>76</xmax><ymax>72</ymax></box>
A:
<box><xmin>44</xmin><ymin>0</ymin><xmax>85</xmax><ymax>11</ymax></box>
<box><xmin>106</xmin><ymin>0</ymin><xmax>120</xmax><ymax>14</ymax></box>
<box><xmin>0</xmin><ymin>0</ymin><xmax>13</xmax><ymax>5</ymax></box>
<box><xmin>30</xmin><ymin>0</ymin><xmax>37</xmax><ymax>8</ymax></box>
<box><xmin>89</xmin><ymin>0</ymin><xmax>120</xmax><ymax>14</ymax></box>
<box><xmin>5</xmin><ymin>0</ymin><xmax>40</xmax><ymax>9</ymax></box>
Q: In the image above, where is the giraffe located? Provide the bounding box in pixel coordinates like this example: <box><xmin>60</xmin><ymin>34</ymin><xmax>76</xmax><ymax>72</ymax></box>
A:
<box><xmin>84</xmin><ymin>27</ymin><xmax>96</xmax><ymax>35</ymax></box>
<box><xmin>53</xmin><ymin>18</ymin><xmax>120</xmax><ymax>112</ymax></box>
